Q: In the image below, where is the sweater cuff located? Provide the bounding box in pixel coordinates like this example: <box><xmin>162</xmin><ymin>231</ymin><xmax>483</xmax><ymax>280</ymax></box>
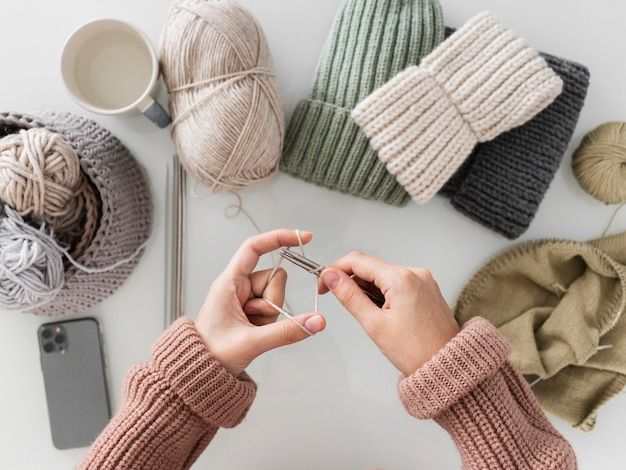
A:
<box><xmin>151</xmin><ymin>318</ymin><xmax>257</xmax><ymax>428</ymax></box>
<box><xmin>398</xmin><ymin>317</ymin><xmax>510</xmax><ymax>419</ymax></box>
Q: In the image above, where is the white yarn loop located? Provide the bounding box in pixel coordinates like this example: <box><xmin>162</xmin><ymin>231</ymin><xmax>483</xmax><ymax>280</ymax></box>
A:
<box><xmin>224</xmin><ymin>191</ymin><xmax>264</xmax><ymax>234</ymax></box>
<box><xmin>262</xmin><ymin>297</ymin><xmax>312</xmax><ymax>337</ymax></box>
<box><xmin>262</xmin><ymin>229</ymin><xmax>318</xmax><ymax>330</ymax></box>
<box><xmin>224</xmin><ymin>194</ymin><xmax>316</xmax><ymax>333</ymax></box>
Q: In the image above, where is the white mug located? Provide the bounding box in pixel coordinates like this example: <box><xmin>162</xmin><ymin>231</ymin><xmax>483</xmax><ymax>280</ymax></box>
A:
<box><xmin>61</xmin><ymin>18</ymin><xmax>171</xmax><ymax>128</ymax></box>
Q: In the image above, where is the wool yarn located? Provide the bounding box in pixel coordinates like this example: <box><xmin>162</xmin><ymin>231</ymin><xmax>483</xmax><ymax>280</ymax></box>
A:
<box><xmin>65</xmin><ymin>177</ymin><xmax>100</xmax><ymax>260</ymax></box>
<box><xmin>0</xmin><ymin>201</ymin><xmax>148</xmax><ymax>312</ymax></box>
<box><xmin>572</xmin><ymin>122</ymin><xmax>626</xmax><ymax>205</ymax></box>
<box><xmin>441</xmin><ymin>51</ymin><xmax>590</xmax><ymax>239</ymax></box>
<box><xmin>352</xmin><ymin>12</ymin><xmax>564</xmax><ymax>204</ymax></box>
<box><xmin>0</xmin><ymin>112</ymin><xmax>153</xmax><ymax>316</ymax></box>
<box><xmin>161</xmin><ymin>0</ymin><xmax>284</xmax><ymax>192</ymax></box>
<box><xmin>0</xmin><ymin>128</ymin><xmax>84</xmax><ymax>232</ymax></box>
<box><xmin>0</xmin><ymin>125</ymin><xmax>100</xmax><ymax>260</ymax></box>
<box><xmin>0</xmin><ymin>206</ymin><xmax>64</xmax><ymax>311</ymax></box>
<box><xmin>281</xmin><ymin>0</ymin><xmax>444</xmax><ymax>206</ymax></box>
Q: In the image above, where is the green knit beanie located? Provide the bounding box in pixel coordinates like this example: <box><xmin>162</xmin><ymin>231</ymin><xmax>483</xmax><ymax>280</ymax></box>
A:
<box><xmin>280</xmin><ymin>0</ymin><xmax>444</xmax><ymax>206</ymax></box>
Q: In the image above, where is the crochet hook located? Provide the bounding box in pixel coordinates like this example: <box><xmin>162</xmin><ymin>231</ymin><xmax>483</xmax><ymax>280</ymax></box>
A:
<box><xmin>279</xmin><ymin>248</ymin><xmax>386</xmax><ymax>307</ymax></box>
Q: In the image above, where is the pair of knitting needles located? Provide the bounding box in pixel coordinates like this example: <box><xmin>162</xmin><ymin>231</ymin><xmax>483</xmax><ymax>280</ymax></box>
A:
<box><xmin>165</xmin><ymin>155</ymin><xmax>186</xmax><ymax>326</ymax></box>
<box><xmin>279</xmin><ymin>248</ymin><xmax>386</xmax><ymax>308</ymax></box>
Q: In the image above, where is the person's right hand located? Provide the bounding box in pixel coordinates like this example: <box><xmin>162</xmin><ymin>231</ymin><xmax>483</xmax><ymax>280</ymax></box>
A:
<box><xmin>319</xmin><ymin>252</ymin><xmax>459</xmax><ymax>376</ymax></box>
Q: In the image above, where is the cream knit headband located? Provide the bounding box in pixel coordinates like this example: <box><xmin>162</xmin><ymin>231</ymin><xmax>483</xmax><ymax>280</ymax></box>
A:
<box><xmin>352</xmin><ymin>12</ymin><xmax>564</xmax><ymax>204</ymax></box>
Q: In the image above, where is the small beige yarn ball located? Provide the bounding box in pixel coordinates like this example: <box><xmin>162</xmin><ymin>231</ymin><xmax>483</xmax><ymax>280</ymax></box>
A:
<box><xmin>572</xmin><ymin>122</ymin><xmax>626</xmax><ymax>205</ymax></box>
<box><xmin>0</xmin><ymin>128</ymin><xmax>83</xmax><ymax>231</ymax></box>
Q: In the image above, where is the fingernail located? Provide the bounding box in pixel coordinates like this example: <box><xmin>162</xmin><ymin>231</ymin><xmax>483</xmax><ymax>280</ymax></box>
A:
<box><xmin>300</xmin><ymin>230</ymin><xmax>313</xmax><ymax>238</ymax></box>
<box><xmin>245</xmin><ymin>306</ymin><xmax>260</xmax><ymax>315</ymax></box>
<box><xmin>321</xmin><ymin>271</ymin><xmax>340</xmax><ymax>290</ymax></box>
<box><xmin>304</xmin><ymin>315</ymin><xmax>324</xmax><ymax>333</ymax></box>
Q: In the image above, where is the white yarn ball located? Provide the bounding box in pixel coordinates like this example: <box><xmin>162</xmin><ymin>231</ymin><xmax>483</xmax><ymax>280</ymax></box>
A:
<box><xmin>0</xmin><ymin>207</ymin><xmax>64</xmax><ymax>311</ymax></box>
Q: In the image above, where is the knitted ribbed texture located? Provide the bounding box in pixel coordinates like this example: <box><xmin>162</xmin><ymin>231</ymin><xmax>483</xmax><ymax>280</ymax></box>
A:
<box><xmin>353</xmin><ymin>12</ymin><xmax>564</xmax><ymax>204</ymax></box>
<box><xmin>455</xmin><ymin>231</ymin><xmax>626</xmax><ymax>431</ymax></box>
<box><xmin>151</xmin><ymin>319</ymin><xmax>257</xmax><ymax>428</ymax></box>
<box><xmin>280</xmin><ymin>0</ymin><xmax>444</xmax><ymax>206</ymax></box>
<box><xmin>442</xmin><ymin>51</ymin><xmax>590</xmax><ymax>239</ymax></box>
<box><xmin>399</xmin><ymin>317</ymin><xmax>577</xmax><ymax>469</ymax></box>
<box><xmin>80</xmin><ymin>318</ymin><xmax>257</xmax><ymax>469</ymax></box>
<box><xmin>399</xmin><ymin>317</ymin><xmax>511</xmax><ymax>419</ymax></box>
<box><xmin>0</xmin><ymin>112</ymin><xmax>153</xmax><ymax>316</ymax></box>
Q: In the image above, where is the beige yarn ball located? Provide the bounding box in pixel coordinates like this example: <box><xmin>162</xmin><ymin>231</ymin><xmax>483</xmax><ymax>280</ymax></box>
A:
<box><xmin>0</xmin><ymin>128</ymin><xmax>84</xmax><ymax>231</ymax></box>
<box><xmin>572</xmin><ymin>122</ymin><xmax>626</xmax><ymax>205</ymax></box>
<box><xmin>161</xmin><ymin>0</ymin><xmax>285</xmax><ymax>192</ymax></box>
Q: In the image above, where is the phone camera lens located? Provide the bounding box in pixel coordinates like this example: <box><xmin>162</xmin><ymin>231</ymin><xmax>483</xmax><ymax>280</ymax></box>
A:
<box><xmin>41</xmin><ymin>328</ymin><xmax>52</xmax><ymax>339</ymax></box>
<box><xmin>54</xmin><ymin>334</ymin><xmax>65</xmax><ymax>344</ymax></box>
<box><xmin>43</xmin><ymin>342</ymin><xmax>55</xmax><ymax>353</ymax></box>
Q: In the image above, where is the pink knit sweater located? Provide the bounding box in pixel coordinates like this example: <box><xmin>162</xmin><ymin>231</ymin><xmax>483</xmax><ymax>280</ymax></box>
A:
<box><xmin>80</xmin><ymin>317</ymin><xmax>576</xmax><ymax>469</ymax></box>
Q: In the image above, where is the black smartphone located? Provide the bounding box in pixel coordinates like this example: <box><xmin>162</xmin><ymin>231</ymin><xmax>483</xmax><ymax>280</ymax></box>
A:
<box><xmin>37</xmin><ymin>318</ymin><xmax>111</xmax><ymax>449</ymax></box>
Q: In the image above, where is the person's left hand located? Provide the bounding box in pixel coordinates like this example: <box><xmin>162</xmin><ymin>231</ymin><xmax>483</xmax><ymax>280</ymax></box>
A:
<box><xmin>195</xmin><ymin>229</ymin><xmax>326</xmax><ymax>376</ymax></box>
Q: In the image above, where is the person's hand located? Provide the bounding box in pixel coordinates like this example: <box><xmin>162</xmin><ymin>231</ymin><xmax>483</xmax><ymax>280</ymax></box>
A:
<box><xmin>195</xmin><ymin>229</ymin><xmax>326</xmax><ymax>376</ymax></box>
<box><xmin>319</xmin><ymin>252</ymin><xmax>459</xmax><ymax>376</ymax></box>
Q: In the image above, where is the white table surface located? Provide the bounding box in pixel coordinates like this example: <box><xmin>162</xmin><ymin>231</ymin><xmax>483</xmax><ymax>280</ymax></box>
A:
<box><xmin>2</xmin><ymin>0</ymin><xmax>625</xmax><ymax>468</ymax></box>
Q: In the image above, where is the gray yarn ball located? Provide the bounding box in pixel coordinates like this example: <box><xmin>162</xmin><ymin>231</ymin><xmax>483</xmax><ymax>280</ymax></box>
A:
<box><xmin>0</xmin><ymin>206</ymin><xmax>64</xmax><ymax>310</ymax></box>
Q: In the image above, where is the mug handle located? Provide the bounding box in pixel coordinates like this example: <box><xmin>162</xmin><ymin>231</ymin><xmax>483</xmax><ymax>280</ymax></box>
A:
<box><xmin>142</xmin><ymin>97</ymin><xmax>172</xmax><ymax>129</ymax></box>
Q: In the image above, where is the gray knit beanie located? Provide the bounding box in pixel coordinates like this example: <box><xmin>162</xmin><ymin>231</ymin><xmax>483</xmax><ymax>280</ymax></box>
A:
<box><xmin>0</xmin><ymin>112</ymin><xmax>153</xmax><ymax>316</ymax></box>
<box><xmin>440</xmin><ymin>48</ymin><xmax>590</xmax><ymax>239</ymax></box>
<box><xmin>280</xmin><ymin>0</ymin><xmax>445</xmax><ymax>206</ymax></box>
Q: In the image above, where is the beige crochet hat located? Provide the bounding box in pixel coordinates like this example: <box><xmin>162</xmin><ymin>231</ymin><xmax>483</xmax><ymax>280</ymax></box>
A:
<box><xmin>455</xmin><ymin>231</ymin><xmax>626</xmax><ymax>431</ymax></box>
<box><xmin>352</xmin><ymin>12</ymin><xmax>563</xmax><ymax>203</ymax></box>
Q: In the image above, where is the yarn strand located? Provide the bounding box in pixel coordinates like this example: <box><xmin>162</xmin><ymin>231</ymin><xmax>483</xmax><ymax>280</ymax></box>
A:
<box><xmin>261</xmin><ymin>298</ymin><xmax>312</xmax><ymax>337</ymax></box>
<box><xmin>170</xmin><ymin>67</ymin><xmax>274</xmax><ymax>93</ymax></box>
<box><xmin>224</xmin><ymin>193</ymin><xmax>315</xmax><ymax>333</ymax></box>
<box><xmin>600</xmin><ymin>203</ymin><xmax>626</xmax><ymax>238</ymax></box>
<box><xmin>6</xmin><ymin>207</ymin><xmax>147</xmax><ymax>274</ymax></box>
<box><xmin>0</xmin><ymin>210</ymin><xmax>64</xmax><ymax>310</ymax></box>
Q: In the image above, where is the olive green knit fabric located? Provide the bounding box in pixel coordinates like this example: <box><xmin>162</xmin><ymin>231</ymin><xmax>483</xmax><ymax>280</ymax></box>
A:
<box><xmin>455</xmin><ymin>231</ymin><xmax>626</xmax><ymax>431</ymax></box>
<box><xmin>280</xmin><ymin>0</ymin><xmax>444</xmax><ymax>206</ymax></box>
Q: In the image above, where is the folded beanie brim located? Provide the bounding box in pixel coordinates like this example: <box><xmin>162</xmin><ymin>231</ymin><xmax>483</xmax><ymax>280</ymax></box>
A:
<box><xmin>281</xmin><ymin>99</ymin><xmax>411</xmax><ymax>206</ymax></box>
<box><xmin>352</xmin><ymin>13</ymin><xmax>563</xmax><ymax>206</ymax></box>
<box><xmin>441</xmin><ymin>53</ymin><xmax>590</xmax><ymax>239</ymax></box>
<box><xmin>280</xmin><ymin>0</ymin><xmax>445</xmax><ymax>207</ymax></box>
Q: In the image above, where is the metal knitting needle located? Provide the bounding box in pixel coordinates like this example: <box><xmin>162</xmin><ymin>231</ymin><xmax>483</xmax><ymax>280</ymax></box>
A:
<box><xmin>280</xmin><ymin>248</ymin><xmax>323</xmax><ymax>275</ymax></box>
<box><xmin>164</xmin><ymin>154</ymin><xmax>186</xmax><ymax>327</ymax></box>
<box><xmin>279</xmin><ymin>248</ymin><xmax>386</xmax><ymax>307</ymax></box>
